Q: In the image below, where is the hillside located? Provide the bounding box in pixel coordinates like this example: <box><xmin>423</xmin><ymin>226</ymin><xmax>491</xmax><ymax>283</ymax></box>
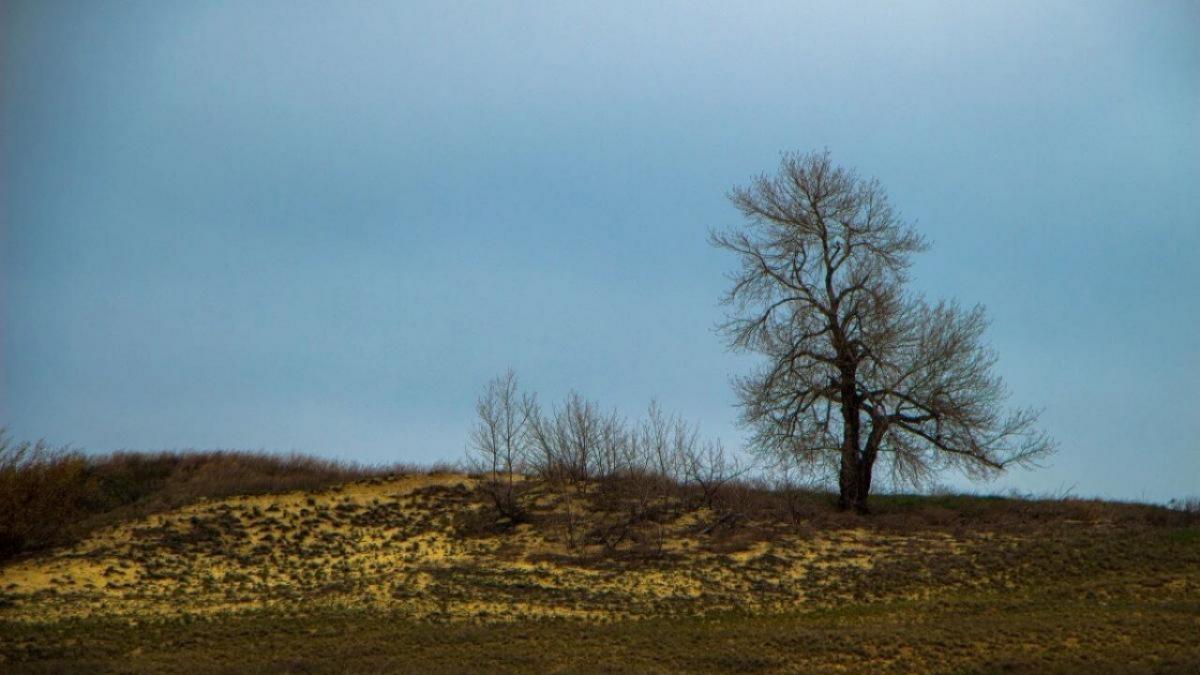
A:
<box><xmin>2</xmin><ymin>467</ymin><xmax>1198</xmax><ymax>672</ymax></box>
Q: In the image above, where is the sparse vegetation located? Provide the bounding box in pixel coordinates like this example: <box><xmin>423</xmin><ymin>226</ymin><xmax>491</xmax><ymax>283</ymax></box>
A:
<box><xmin>1</xmin><ymin>442</ymin><xmax>1197</xmax><ymax>672</ymax></box>
<box><xmin>0</xmin><ymin>429</ymin><xmax>416</xmax><ymax>562</ymax></box>
<box><xmin>465</xmin><ymin>372</ymin><xmax>758</xmax><ymax>551</ymax></box>
<box><xmin>1</xmin><ymin>411</ymin><xmax>1196</xmax><ymax>673</ymax></box>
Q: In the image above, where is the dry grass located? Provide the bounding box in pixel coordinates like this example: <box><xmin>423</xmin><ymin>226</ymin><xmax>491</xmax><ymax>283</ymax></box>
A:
<box><xmin>1</xmin><ymin>448</ymin><xmax>1197</xmax><ymax>672</ymax></box>
<box><xmin>0</xmin><ymin>431</ymin><xmax>437</xmax><ymax>562</ymax></box>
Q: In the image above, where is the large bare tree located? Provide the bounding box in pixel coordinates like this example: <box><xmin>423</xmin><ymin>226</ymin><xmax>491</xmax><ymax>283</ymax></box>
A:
<box><xmin>712</xmin><ymin>151</ymin><xmax>1053</xmax><ymax>512</ymax></box>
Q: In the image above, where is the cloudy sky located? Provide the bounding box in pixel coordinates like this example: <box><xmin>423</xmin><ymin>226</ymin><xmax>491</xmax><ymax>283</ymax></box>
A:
<box><xmin>2</xmin><ymin>1</ymin><xmax>1197</xmax><ymax>501</ymax></box>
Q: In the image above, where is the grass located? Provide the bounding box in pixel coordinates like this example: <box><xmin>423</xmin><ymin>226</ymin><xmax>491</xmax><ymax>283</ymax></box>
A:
<box><xmin>0</xmin><ymin>430</ymin><xmax>431</xmax><ymax>562</ymax></box>
<box><xmin>1</xmin><ymin>446</ymin><xmax>1198</xmax><ymax>672</ymax></box>
<box><xmin>1166</xmin><ymin>527</ymin><xmax>1200</xmax><ymax>544</ymax></box>
<box><xmin>3</xmin><ymin>596</ymin><xmax>1197</xmax><ymax>673</ymax></box>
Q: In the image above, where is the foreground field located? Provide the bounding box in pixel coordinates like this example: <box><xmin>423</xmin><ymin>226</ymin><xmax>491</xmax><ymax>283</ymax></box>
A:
<box><xmin>5</xmin><ymin>595</ymin><xmax>1199</xmax><ymax>673</ymax></box>
<box><xmin>2</xmin><ymin>471</ymin><xmax>1198</xmax><ymax>672</ymax></box>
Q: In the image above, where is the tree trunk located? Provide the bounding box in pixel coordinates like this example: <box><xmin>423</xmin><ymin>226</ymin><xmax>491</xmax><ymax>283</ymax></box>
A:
<box><xmin>839</xmin><ymin>454</ymin><xmax>876</xmax><ymax>513</ymax></box>
<box><xmin>838</xmin><ymin>454</ymin><xmax>861</xmax><ymax>512</ymax></box>
<box><xmin>837</xmin><ymin>370</ymin><xmax>869</xmax><ymax>512</ymax></box>
<box><xmin>840</xmin><ymin>413</ymin><xmax>886</xmax><ymax>513</ymax></box>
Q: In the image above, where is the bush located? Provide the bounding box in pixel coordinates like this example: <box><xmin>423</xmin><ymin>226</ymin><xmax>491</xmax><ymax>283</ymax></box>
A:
<box><xmin>0</xmin><ymin>430</ymin><xmax>399</xmax><ymax>562</ymax></box>
<box><xmin>0</xmin><ymin>432</ymin><xmax>94</xmax><ymax>559</ymax></box>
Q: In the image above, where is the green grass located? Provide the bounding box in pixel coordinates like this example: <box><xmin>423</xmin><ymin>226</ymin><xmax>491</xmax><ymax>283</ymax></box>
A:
<box><xmin>1166</xmin><ymin>527</ymin><xmax>1200</xmax><ymax>544</ymax></box>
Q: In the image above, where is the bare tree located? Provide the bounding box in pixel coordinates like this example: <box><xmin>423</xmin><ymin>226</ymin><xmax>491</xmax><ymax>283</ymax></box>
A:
<box><xmin>468</xmin><ymin>373</ymin><xmax>769</xmax><ymax>549</ymax></box>
<box><xmin>593</xmin><ymin>406</ymin><xmax>629</xmax><ymax>482</ymax></box>
<box><xmin>712</xmin><ymin>151</ymin><xmax>1054</xmax><ymax>512</ymax></box>
<box><xmin>679</xmin><ymin>438</ymin><xmax>745</xmax><ymax>510</ymax></box>
<box><xmin>467</xmin><ymin>370</ymin><xmax>534</xmax><ymax>522</ymax></box>
<box><xmin>522</xmin><ymin>390</ymin><xmax>605</xmax><ymax>547</ymax></box>
<box><xmin>526</xmin><ymin>391</ymin><xmax>603</xmax><ymax>486</ymax></box>
<box><xmin>637</xmin><ymin>400</ymin><xmax>696</xmax><ymax>485</ymax></box>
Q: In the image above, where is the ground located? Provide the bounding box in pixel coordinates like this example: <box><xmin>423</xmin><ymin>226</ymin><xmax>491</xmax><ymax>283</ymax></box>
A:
<box><xmin>2</xmin><ymin>473</ymin><xmax>1197</xmax><ymax>672</ymax></box>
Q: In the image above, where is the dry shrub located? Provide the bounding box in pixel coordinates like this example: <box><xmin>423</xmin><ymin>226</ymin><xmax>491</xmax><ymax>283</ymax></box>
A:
<box><xmin>0</xmin><ymin>432</ymin><xmax>94</xmax><ymax>559</ymax></box>
<box><xmin>0</xmin><ymin>431</ymin><xmax>409</xmax><ymax>562</ymax></box>
<box><xmin>92</xmin><ymin>450</ymin><xmax>377</xmax><ymax>511</ymax></box>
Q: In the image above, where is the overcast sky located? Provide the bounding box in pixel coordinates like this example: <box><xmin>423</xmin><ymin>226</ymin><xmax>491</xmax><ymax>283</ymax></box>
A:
<box><xmin>2</xmin><ymin>1</ymin><xmax>1197</xmax><ymax>502</ymax></box>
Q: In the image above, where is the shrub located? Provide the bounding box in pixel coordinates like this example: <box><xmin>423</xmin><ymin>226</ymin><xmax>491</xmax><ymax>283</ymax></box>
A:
<box><xmin>0</xmin><ymin>431</ymin><xmax>94</xmax><ymax>559</ymax></box>
<box><xmin>0</xmin><ymin>430</ymin><xmax>401</xmax><ymax>562</ymax></box>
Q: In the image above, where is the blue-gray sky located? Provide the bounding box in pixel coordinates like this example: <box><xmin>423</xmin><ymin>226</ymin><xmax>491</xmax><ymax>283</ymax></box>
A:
<box><xmin>2</xmin><ymin>1</ymin><xmax>1197</xmax><ymax>501</ymax></box>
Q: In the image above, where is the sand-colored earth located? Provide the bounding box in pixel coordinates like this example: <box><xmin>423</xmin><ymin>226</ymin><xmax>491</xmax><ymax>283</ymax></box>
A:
<box><xmin>0</xmin><ymin>474</ymin><xmax>1008</xmax><ymax>624</ymax></box>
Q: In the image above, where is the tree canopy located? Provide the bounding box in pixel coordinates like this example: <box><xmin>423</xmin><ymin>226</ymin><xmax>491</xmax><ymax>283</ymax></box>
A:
<box><xmin>713</xmin><ymin>151</ymin><xmax>1053</xmax><ymax>511</ymax></box>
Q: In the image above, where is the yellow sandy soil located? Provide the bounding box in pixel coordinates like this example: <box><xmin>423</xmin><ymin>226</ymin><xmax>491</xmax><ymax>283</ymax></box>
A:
<box><xmin>0</xmin><ymin>474</ymin><xmax>1000</xmax><ymax>624</ymax></box>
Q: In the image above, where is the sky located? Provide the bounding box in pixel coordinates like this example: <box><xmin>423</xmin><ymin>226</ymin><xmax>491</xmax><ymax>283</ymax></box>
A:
<box><xmin>2</xmin><ymin>1</ymin><xmax>1197</xmax><ymax>502</ymax></box>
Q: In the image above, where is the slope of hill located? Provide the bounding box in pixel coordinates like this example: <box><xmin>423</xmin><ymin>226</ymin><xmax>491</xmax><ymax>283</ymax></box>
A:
<box><xmin>2</xmin><ymin>469</ymin><xmax>1198</xmax><ymax>672</ymax></box>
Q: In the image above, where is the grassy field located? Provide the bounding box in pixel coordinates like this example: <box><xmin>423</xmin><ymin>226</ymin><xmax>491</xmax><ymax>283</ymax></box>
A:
<box><xmin>5</xmin><ymin>595</ymin><xmax>1199</xmax><ymax>674</ymax></box>
<box><xmin>1</xmin><ymin>452</ymin><xmax>1197</xmax><ymax>673</ymax></box>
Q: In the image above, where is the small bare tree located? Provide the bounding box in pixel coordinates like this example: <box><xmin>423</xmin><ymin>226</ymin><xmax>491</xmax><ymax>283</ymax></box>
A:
<box><xmin>523</xmin><ymin>391</ymin><xmax>605</xmax><ymax>547</ymax></box>
<box><xmin>594</xmin><ymin>403</ymin><xmax>683</xmax><ymax>553</ymax></box>
<box><xmin>525</xmin><ymin>391</ymin><xmax>602</xmax><ymax>486</ymax></box>
<box><xmin>679</xmin><ymin>437</ymin><xmax>746</xmax><ymax>510</ymax></box>
<box><xmin>638</xmin><ymin>401</ymin><xmax>676</xmax><ymax>480</ymax></box>
<box><xmin>712</xmin><ymin>151</ymin><xmax>1054</xmax><ymax>512</ymax></box>
<box><xmin>467</xmin><ymin>370</ymin><xmax>534</xmax><ymax>522</ymax></box>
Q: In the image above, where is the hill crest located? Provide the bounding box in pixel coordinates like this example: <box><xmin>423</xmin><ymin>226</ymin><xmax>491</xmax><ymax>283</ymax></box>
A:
<box><xmin>4</xmin><ymin>471</ymin><xmax>1195</xmax><ymax>626</ymax></box>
